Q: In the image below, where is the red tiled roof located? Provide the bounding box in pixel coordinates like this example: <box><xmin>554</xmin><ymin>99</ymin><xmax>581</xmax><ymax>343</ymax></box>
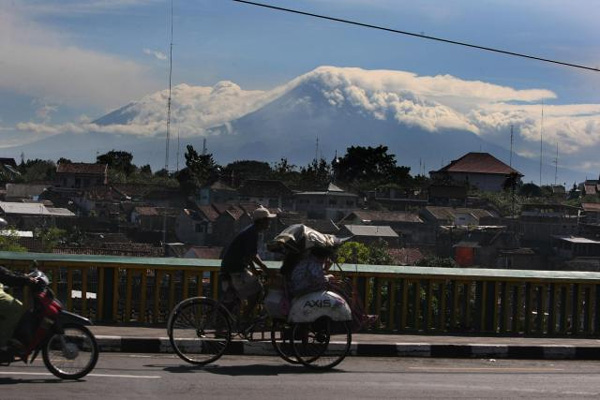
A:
<box><xmin>437</xmin><ymin>153</ymin><xmax>521</xmax><ymax>176</ymax></box>
<box><xmin>582</xmin><ymin>203</ymin><xmax>600</xmax><ymax>212</ymax></box>
<box><xmin>388</xmin><ymin>248</ymin><xmax>425</xmax><ymax>265</ymax></box>
<box><xmin>196</xmin><ymin>205</ymin><xmax>220</xmax><ymax>221</ymax></box>
<box><xmin>185</xmin><ymin>246</ymin><xmax>223</xmax><ymax>259</ymax></box>
<box><xmin>57</xmin><ymin>162</ymin><xmax>107</xmax><ymax>175</ymax></box>
<box><xmin>134</xmin><ymin>206</ymin><xmax>160</xmax><ymax>216</ymax></box>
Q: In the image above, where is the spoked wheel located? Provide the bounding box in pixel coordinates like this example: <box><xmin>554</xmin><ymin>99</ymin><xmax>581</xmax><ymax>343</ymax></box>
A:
<box><xmin>42</xmin><ymin>323</ymin><xmax>99</xmax><ymax>380</ymax></box>
<box><xmin>167</xmin><ymin>297</ymin><xmax>231</xmax><ymax>365</ymax></box>
<box><xmin>292</xmin><ymin>317</ymin><xmax>352</xmax><ymax>370</ymax></box>
<box><xmin>270</xmin><ymin>319</ymin><xmax>300</xmax><ymax>364</ymax></box>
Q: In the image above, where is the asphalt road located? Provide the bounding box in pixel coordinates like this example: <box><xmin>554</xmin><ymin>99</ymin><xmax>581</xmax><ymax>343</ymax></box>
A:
<box><xmin>2</xmin><ymin>354</ymin><xmax>600</xmax><ymax>399</ymax></box>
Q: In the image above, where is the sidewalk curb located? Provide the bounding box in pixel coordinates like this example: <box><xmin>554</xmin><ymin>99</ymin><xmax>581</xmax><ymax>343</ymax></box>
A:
<box><xmin>95</xmin><ymin>336</ymin><xmax>600</xmax><ymax>360</ymax></box>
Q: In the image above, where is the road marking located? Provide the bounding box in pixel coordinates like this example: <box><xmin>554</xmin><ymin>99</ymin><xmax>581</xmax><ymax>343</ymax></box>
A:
<box><xmin>0</xmin><ymin>371</ymin><xmax>161</xmax><ymax>379</ymax></box>
<box><xmin>409</xmin><ymin>367</ymin><xmax>564</xmax><ymax>372</ymax></box>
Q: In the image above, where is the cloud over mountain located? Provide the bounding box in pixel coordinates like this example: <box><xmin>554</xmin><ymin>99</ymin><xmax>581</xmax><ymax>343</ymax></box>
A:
<box><xmin>9</xmin><ymin>66</ymin><xmax>599</xmax><ymax>183</ymax></box>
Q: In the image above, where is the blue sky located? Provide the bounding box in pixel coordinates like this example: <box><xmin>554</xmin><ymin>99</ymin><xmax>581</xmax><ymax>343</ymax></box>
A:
<box><xmin>1</xmin><ymin>0</ymin><xmax>600</xmax><ymax>179</ymax></box>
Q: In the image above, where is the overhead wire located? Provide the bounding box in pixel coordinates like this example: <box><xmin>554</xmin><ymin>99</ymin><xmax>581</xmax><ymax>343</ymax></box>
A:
<box><xmin>232</xmin><ymin>0</ymin><xmax>600</xmax><ymax>73</ymax></box>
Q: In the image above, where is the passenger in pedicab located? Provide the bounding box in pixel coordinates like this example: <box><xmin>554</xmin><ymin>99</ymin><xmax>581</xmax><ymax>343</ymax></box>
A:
<box><xmin>267</xmin><ymin>224</ymin><xmax>342</xmax><ymax>299</ymax></box>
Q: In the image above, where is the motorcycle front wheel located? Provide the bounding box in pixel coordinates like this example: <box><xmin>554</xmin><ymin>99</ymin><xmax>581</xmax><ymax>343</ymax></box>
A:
<box><xmin>42</xmin><ymin>323</ymin><xmax>99</xmax><ymax>380</ymax></box>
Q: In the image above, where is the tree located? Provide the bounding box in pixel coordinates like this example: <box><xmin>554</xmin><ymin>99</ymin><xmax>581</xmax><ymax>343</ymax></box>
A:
<box><xmin>139</xmin><ymin>164</ymin><xmax>152</xmax><ymax>175</ymax></box>
<box><xmin>416</xmin><ymin>256</ymin><xmax>458</xmax><ymax>268</ymax></box>
<box><xmin>221</xmin><ymin>160</ymin><xmax>272</xmax><ymax>187</ymax></box>
<box><xmin>336</xmin><ymin>242</ymin><xmax>370</xmax><ymax>264</ymax></box>
<box><xmin>271</xmin><ymin>158</ymin><xmax>299</xmax><ymax>185</ymax></box>
<box><xmin>97</xmin><ymin>150</ymin><xmax>135</xmax><ymax>176</ymax></box>
<box><xmin>0</xmin><ymin>228</ymin><xmax>27</xmax><ymax>252</ymax></box>
<box><xmin>57</xmin><ymin>157</ymin><xmax>72</xmax><ymax>165</ymax></box>
<box><xmin>36</xmin><ymin>227</ymin><xmax>67</xmax><ymax>253</ymax></box>
<box><xmin>333</xmin><ymin>145</ymin><xmax>412</xmax><ymax>190</ymax></box>
<box><xmin>368</xmin><ymin>239</ymin><xmax>394</xmax><ymax>265</ymax></box>
<box><xmin>19</xmin><ymin>159</ymin><xmax>56</xmax><ymax>182</ymax></box>
<box><xmin>519</xmin><ymin>183</ymin><xmax>542</xmax><ymax>198</ymax></box>
<box><xmin>177</xmin><ymin>145</ymin><xmax>220</xmax><ymax>195</ymax></box>
<box><xmin>298</xmin><ymin>158</ymin><xmax>332</xmax><ymax>189</ymax></box>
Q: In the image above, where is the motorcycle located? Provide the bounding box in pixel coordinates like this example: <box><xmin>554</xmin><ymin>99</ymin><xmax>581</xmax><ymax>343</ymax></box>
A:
<box><xmin>0</xmin><ymin>269</ymin><xmax>99</xmax><ymax>379</ymax></box>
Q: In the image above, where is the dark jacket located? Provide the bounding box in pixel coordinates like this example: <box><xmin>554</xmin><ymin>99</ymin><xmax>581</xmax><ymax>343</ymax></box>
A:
<box><xmin>0</xmin><ymin>266</ymin><xmax>30</xmax><ymax>287</ymax></box>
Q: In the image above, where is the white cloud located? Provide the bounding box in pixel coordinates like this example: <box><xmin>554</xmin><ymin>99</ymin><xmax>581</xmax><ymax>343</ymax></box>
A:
<box><xmin>143</xmin><ymin>48</ymin><xmax>167</xmax><ymax>61</ymax></box>
<box><xmin>12</xmin><ymin>65</ymin><xmax>600</xmax><ymax>173</ymax></box>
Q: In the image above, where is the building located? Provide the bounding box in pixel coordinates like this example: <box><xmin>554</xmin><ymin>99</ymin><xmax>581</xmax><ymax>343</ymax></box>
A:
<box><xmin>581</xmin><ymin>203</ymin><xmax>600</xmax><ymax>225</ymax></box>
<box><xmin>237</xmin><ymin>179</ymin><xmax>294</xmax><ymax>209</ymax></box>
<box><xmin>338</xmin><ymin>210</ymin><xmax>432</xmax><ymax>245</ymax></box>
<box><xmin>55</xmin><ymin>162</ymin><xmax>108</xmax><ymax>189</ymax></box>
<box><xmin>338</xmin><ymin>224</ymin><xmax>400</xmax><ymax>247</ymax></box>
<box><xmin>294</xmin><ymin>183</ymin><xmax>359</xmax><ymax>220</ymax></box>
<box><xmin>420</xmin><ymin>206</ymin><xmax>500</xmax><ymax>227</ymax></box>
<box><xmin>197</xmin><ymin>181</ymin><xmax>238</xmax><ymax>206</ymax></box>
<box><xmin>175</xmin><ymin>206</ymin><xmax>220</xmax><ymax>245</ymax></box>
<box><xmin>430</xmin><ymin>152</ymin><xmax>522</xmax><ymax>192</ymax></box>
<box><xmin>519</xmin><ymin>203</ymin><xmax>580</xmax><ymax>249</ymax></box>
<box><xmin>0</xmin><ymin>201</ymin><xmax>75</xmax><ymax>230</ymax></box>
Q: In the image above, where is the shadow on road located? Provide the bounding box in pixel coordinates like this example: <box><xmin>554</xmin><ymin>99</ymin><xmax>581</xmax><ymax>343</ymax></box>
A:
<box><xmin>160</xmin><ymin>363</ymin><xmax>344</xmax><ymax>376</ymax></box>
<box><xmin>0</xmin><ymin>377</ymin><xmax>76</xmax><ymax>385</ymax></box>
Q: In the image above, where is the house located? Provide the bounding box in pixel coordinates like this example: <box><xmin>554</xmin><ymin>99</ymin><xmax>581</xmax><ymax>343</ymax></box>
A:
<box><xmin>519</xmin><ymin>203</ymin><xmax>580</xmax><ymax>248</ymax></box>
<box><xmin>130</xmin><ymin>206</ymin><xmax>163</xmax><ymax>231</ymax></box>
<box><xmin>55</xmin><ymin>162</ymin><xmax>107</xmax><ymax>189</ymax></box>
<box><xmin>75</xmin><ymin>185</ymin><xmax>128</xmax><ymax>218</ymax></box>
<box><xmin>211</xmin><ymin>205</ymin><xmax>250</xmax><ymax>247</ymax></box>
<box><xmin>581</xmin><ymin>203</ymin><xmax>600</xmax><ymax>225</ymax></box>
<box><xmin>427</xmin><ymin>184</ymin><xmax>468</xmax><ymax>207</ymax></box>
<box><xmin>429</xmin><ymin>152</ymin><xmax>522</xmax><ymax>192</ymax></box>
<box><xmin>294</xmin><ymin>183</ymin><xmax>359</xmax><ymax>220</ymax></box>
<box><xmin>0</xmin><ymin>201</ymin><xmax>75</xmax><ymax>230</ymax></box>
<box><xmin>583</xmin><ymin>179</ymin><xmax>600</xmax><ymax>196</ymax></box>
<box><xmin>552</xmin><ymin>235</ymin><xmax>600</xmax><ymax>259</ymax></box>
<box><xmin>238</xmin><ymin>179</ymin><xmax>294</xmax><ymax>209</ymax></box>
<box><xmin>496</xmin><ymin>248</ymin><xmax>542</xmax><ymax>269</ymax></box>
<box><xmin>197</xmin><ymin>181</ymin><xmax>238</xmax><ymax>206</ymax></box>
<box><xmin>338</xmin><ymin>224</ymin><xmax>400</xmax><ymax>247</ymax></box>
<box><xmin>420</xmin><ymin>206</ymin><xmax>500</xmax><ymax>227</ymax></box>
<box><xmin>4</xmin><ymin>183</ymin><xmax>50</xmax><ymax>202</ymax></box>
<box><xmin>369</xmin><ymin>185</ymin><xmax>428</xmax><ymax>211</ymax></box>
<box><xmin>452</xmin><ymin>226</ymin><xmax>518</xmax><ymax>267</ymax></box>
<box><xmin>338</xmin><ymin>210</ymin><xmax>433</xmax><ymax>245</ymax></box>
<box><xmin>175</xmin><ymin>206</ymin><xmax>220</xmax><ymax>245</ymax></box>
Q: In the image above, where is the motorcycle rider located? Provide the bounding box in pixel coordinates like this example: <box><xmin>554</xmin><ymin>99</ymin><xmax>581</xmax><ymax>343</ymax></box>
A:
<box><xmin>0</xmin><ymin>265</ymin><xmax>37</xmax><ymax>351</ymax></box>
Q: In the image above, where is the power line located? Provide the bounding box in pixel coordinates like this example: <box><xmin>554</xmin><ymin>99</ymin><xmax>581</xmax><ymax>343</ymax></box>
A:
<box><xmin>232</xmin><ymin>0</ymin><xmax>600</xmax><ymax>73</ymax></box>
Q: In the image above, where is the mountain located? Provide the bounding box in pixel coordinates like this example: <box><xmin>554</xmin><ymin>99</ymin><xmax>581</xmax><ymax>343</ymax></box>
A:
<box><xmin>11</xmin><ymin>66</ymin><xmax>585</xmax><ymax>185</ymax></box>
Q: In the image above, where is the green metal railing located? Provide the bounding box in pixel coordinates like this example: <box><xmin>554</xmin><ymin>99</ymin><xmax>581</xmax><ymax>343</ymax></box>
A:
<box><xmin>2</xmin><ymin>251</ymin><xmax>600</xmax><ymax>337</ymax></box>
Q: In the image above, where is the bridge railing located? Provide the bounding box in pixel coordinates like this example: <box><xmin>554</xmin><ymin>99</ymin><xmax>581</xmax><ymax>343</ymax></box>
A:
<box><xmin>2</xmin><ymin>251</ymin><xmax>600</xmax><ymax>337</ymax></box>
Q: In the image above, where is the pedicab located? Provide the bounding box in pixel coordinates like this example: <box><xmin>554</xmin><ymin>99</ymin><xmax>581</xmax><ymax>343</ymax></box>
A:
<box><xmin>167</xmin><ymin>224</ymin><xmax>356</xmax><ymax>370</ymax></box>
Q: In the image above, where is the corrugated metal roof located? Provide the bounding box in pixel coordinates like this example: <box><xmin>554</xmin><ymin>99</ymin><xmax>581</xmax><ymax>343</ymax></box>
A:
<box><xmin>348</xmin><ymin>210</ymin><xmax>423</xmax><ymax>223</ymax></box>
<box><xmin>0</xmin><ymin>202</ymin><xmax>50</xmax><ymax>215</ymax></box>
<box><xmin>0</xmin><ymin>202</ymin><xmax>74</xmax><ymax>217</ymax></box>
<box><xmin>342</xmin><ymin>225</ymin><xmax>398</xmax><ymax>237</ymax></box>
<box><xmin>553</xmin><ymin>235</ymin><xmax>600</xmax><ymax>245</ymax></box>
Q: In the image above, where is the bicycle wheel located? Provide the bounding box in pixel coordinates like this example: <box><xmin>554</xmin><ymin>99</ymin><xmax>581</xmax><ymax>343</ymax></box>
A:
<box><xmin>168</xmin><ymin>297</ymin><xmax>231</xmax><ymax>365</ymax></box>
<box><xmin>292</xmin><ymin>317</ymin><xmax>352</xmax><ymax>370</ymax></box>
<box><xmin>270</xmin><ymin>319</ymin><xmax>299</xmax><ymax>364</ymax></box>
<box><xmin>42</xmin><ymin>323</ymin><xmax>99</xmax><ymax>380</ymax></box>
